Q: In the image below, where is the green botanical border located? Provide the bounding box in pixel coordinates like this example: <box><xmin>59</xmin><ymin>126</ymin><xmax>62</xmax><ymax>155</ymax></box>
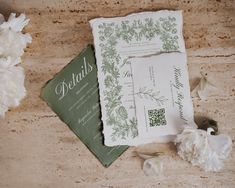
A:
<box><xmin>98</xmin><ymin>16</ymin><xmax>180</xmax><ymax>141</ymax></box>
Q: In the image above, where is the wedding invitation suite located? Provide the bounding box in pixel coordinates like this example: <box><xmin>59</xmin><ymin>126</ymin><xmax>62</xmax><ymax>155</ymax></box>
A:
<box><xmin>131</xmin><ymin>53</ymin><xmax>195</xmax><ymax>140</ymax></box>
<box><xmin>41</xmin><ymin>45</ymin><xmax>128</xmax><ymax>167</ymax></box>
<box><xmin>90</xmin><ymin>10</ymin><xmax>187</xmax><ymax>146</ymax></box>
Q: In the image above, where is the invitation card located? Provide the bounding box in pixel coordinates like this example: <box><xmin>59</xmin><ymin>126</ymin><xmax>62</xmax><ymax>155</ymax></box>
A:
<box><xmin>41</xmin><ymin>45</ymin><xmax>128</xmax><ymax>167</ymax></box>
<box><xmin>90</xmin><ymin>10</ymin><xmax>186</xmax><ymax>146</ymax></box>
<box><xmin>131</xmin><ymin>53</ymin><xmax>195</xmax><ymax>140</ymax></box>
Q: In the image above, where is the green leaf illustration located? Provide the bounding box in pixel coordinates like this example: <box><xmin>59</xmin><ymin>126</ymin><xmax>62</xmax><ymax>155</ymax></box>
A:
<box><xmin>98</xmin><ymin>16</ymin><xmax>179</xmax><ymax>141</ymax></box>
<box><xmin>135</xmin><ymin>87</ymin><xmax>168</xmax><ymax>106</ymax></box>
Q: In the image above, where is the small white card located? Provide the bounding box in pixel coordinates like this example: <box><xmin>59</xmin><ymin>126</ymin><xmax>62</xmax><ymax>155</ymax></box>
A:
<box><xmin>131</xmin><ymin>53</ymin><xmax>195</xmax><ymax>139</ymax></box>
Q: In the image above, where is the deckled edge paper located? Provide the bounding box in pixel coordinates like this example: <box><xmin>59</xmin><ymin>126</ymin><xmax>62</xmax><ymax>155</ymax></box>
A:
<box><xmin>41</xmin><ymin>45</ymin><xmax>128</xmax><ymax>167</ymax></box>
<box><xmin>90</xmin><ymin>10</ymin><xmax>186</xmax><ymax>146</ymax></box>
<box><xmin>131</xmin><ymin>52</ymin><xmax>195</xmax><ymax>141</ymax></box>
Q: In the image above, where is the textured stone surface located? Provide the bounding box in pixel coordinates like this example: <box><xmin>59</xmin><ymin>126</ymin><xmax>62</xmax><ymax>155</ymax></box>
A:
<box><xmin>0</xmin><ymin>0</ymin><xmax>235</xmax><ymax>187</ymax></box>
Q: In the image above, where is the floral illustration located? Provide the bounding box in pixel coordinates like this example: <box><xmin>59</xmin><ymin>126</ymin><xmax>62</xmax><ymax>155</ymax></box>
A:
<box><xmin>98</xmin><ymin>16</ymin><xmax>179</xmax><ymax>141</ymax></box>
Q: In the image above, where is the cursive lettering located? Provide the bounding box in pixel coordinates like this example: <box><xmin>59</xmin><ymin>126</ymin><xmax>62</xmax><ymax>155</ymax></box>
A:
<box><xmin>55</xmin><ymin>57</ymin><xmax>93</xmax><ymax>100</ymax></box>
<box><xmin>173</xmin><ymin>67</ymin><xmax>187</xmax><ymax>123</ymax></box>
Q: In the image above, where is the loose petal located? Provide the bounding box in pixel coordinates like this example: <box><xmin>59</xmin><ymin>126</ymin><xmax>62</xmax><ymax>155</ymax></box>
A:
<box><xmin>191</xmin><ymin>72</ymin><xmax>217</xmax><ymax>100</ymax></box>
<box><xmin>143</xmin><ymin>157</ymin><xmax>163</xmax><ymax>176</ymax></box>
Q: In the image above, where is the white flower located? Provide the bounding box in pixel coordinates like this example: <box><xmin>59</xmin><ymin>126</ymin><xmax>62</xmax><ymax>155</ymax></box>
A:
<box><xmin>175</xmin><ymin>127</ymin><xmax>232</xmax><ymax>171</ymax></box>
<box><xmin>0</xmin><ymin>66</ymin><xmax>26</xmax><ymax>117</ymax></box>
<box><xmin>0</xmin><ymin>13</ymin><xmax>31</xmax><ymax>117</ymax></box>
<box><xmin>0</xmin><ymin>13</ymin><xmax>32</xmax><ymax>67</ymax></box>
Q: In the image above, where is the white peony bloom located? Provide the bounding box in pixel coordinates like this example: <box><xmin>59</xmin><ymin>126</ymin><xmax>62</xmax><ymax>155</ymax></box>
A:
<box><xmin>0</xmin><ymin>13</ymin><xmax>32</xmax><ymax>67</ymax></box>
<box><xmin>0</xmin><ymin>66</ymin><xmax>26</xmax><ymax>117</ymax></box>
<box><xmin>0</xmin><ymin>13</ymin><xmax>31</xmax><ymax>117</ymax></box>
<box><xmin>175</xmin><ymin>127</ymin><xmax>232</xmax><ymax>172</ymax></box>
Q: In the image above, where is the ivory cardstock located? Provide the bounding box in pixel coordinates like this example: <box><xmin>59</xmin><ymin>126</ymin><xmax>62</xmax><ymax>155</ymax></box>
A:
<box><xmin>90</xmin><ymin>10</ymin><xmax>186</xmax><ymax>146</ymax></box>
<box><xmin>131</xmin><ymin>53</ymin><xmax>195</xmax><ymax>140</ymax></box>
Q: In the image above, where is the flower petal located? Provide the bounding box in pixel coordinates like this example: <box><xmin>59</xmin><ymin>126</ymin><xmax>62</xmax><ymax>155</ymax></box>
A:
<box><xmin>143</xmin><ymin>157</ymin><xmax>163</xmax><ymax>176</ymax></box>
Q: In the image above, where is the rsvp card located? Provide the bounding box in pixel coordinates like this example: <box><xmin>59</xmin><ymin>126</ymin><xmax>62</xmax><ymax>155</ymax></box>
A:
<box><xmin>41</xmin><ymin>45</ymin><xmax>128</xmax><ymax>167</ymax></box>
<box><xmin>131</xmin><ymin>53</ymin><xmax>195</xmax><ymax>140</ymax></box>
<box><xmin>90</xmin><ymin>10</ymin><xmax>186</xmax><ymax>146</ymax></box>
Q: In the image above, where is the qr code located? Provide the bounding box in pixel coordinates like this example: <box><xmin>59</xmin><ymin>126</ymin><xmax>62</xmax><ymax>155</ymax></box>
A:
<box><xmin>148</xmin><ymin>108</ymin><xmax>167</xmax><ymax>127</ymax></box>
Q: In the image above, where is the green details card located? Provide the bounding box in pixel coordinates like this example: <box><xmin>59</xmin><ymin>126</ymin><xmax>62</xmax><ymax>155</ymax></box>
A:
<box><xmin>41</xmin><ymin>45</ymin><xmax>128</xmax><ymax>167</ymax></box>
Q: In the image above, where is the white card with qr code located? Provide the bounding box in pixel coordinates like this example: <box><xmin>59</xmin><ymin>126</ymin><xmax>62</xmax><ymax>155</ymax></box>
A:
<box><xmin>131</xmin><ymin>52</ymin><xmax>195</xmax><ymax>139</ymax></box>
